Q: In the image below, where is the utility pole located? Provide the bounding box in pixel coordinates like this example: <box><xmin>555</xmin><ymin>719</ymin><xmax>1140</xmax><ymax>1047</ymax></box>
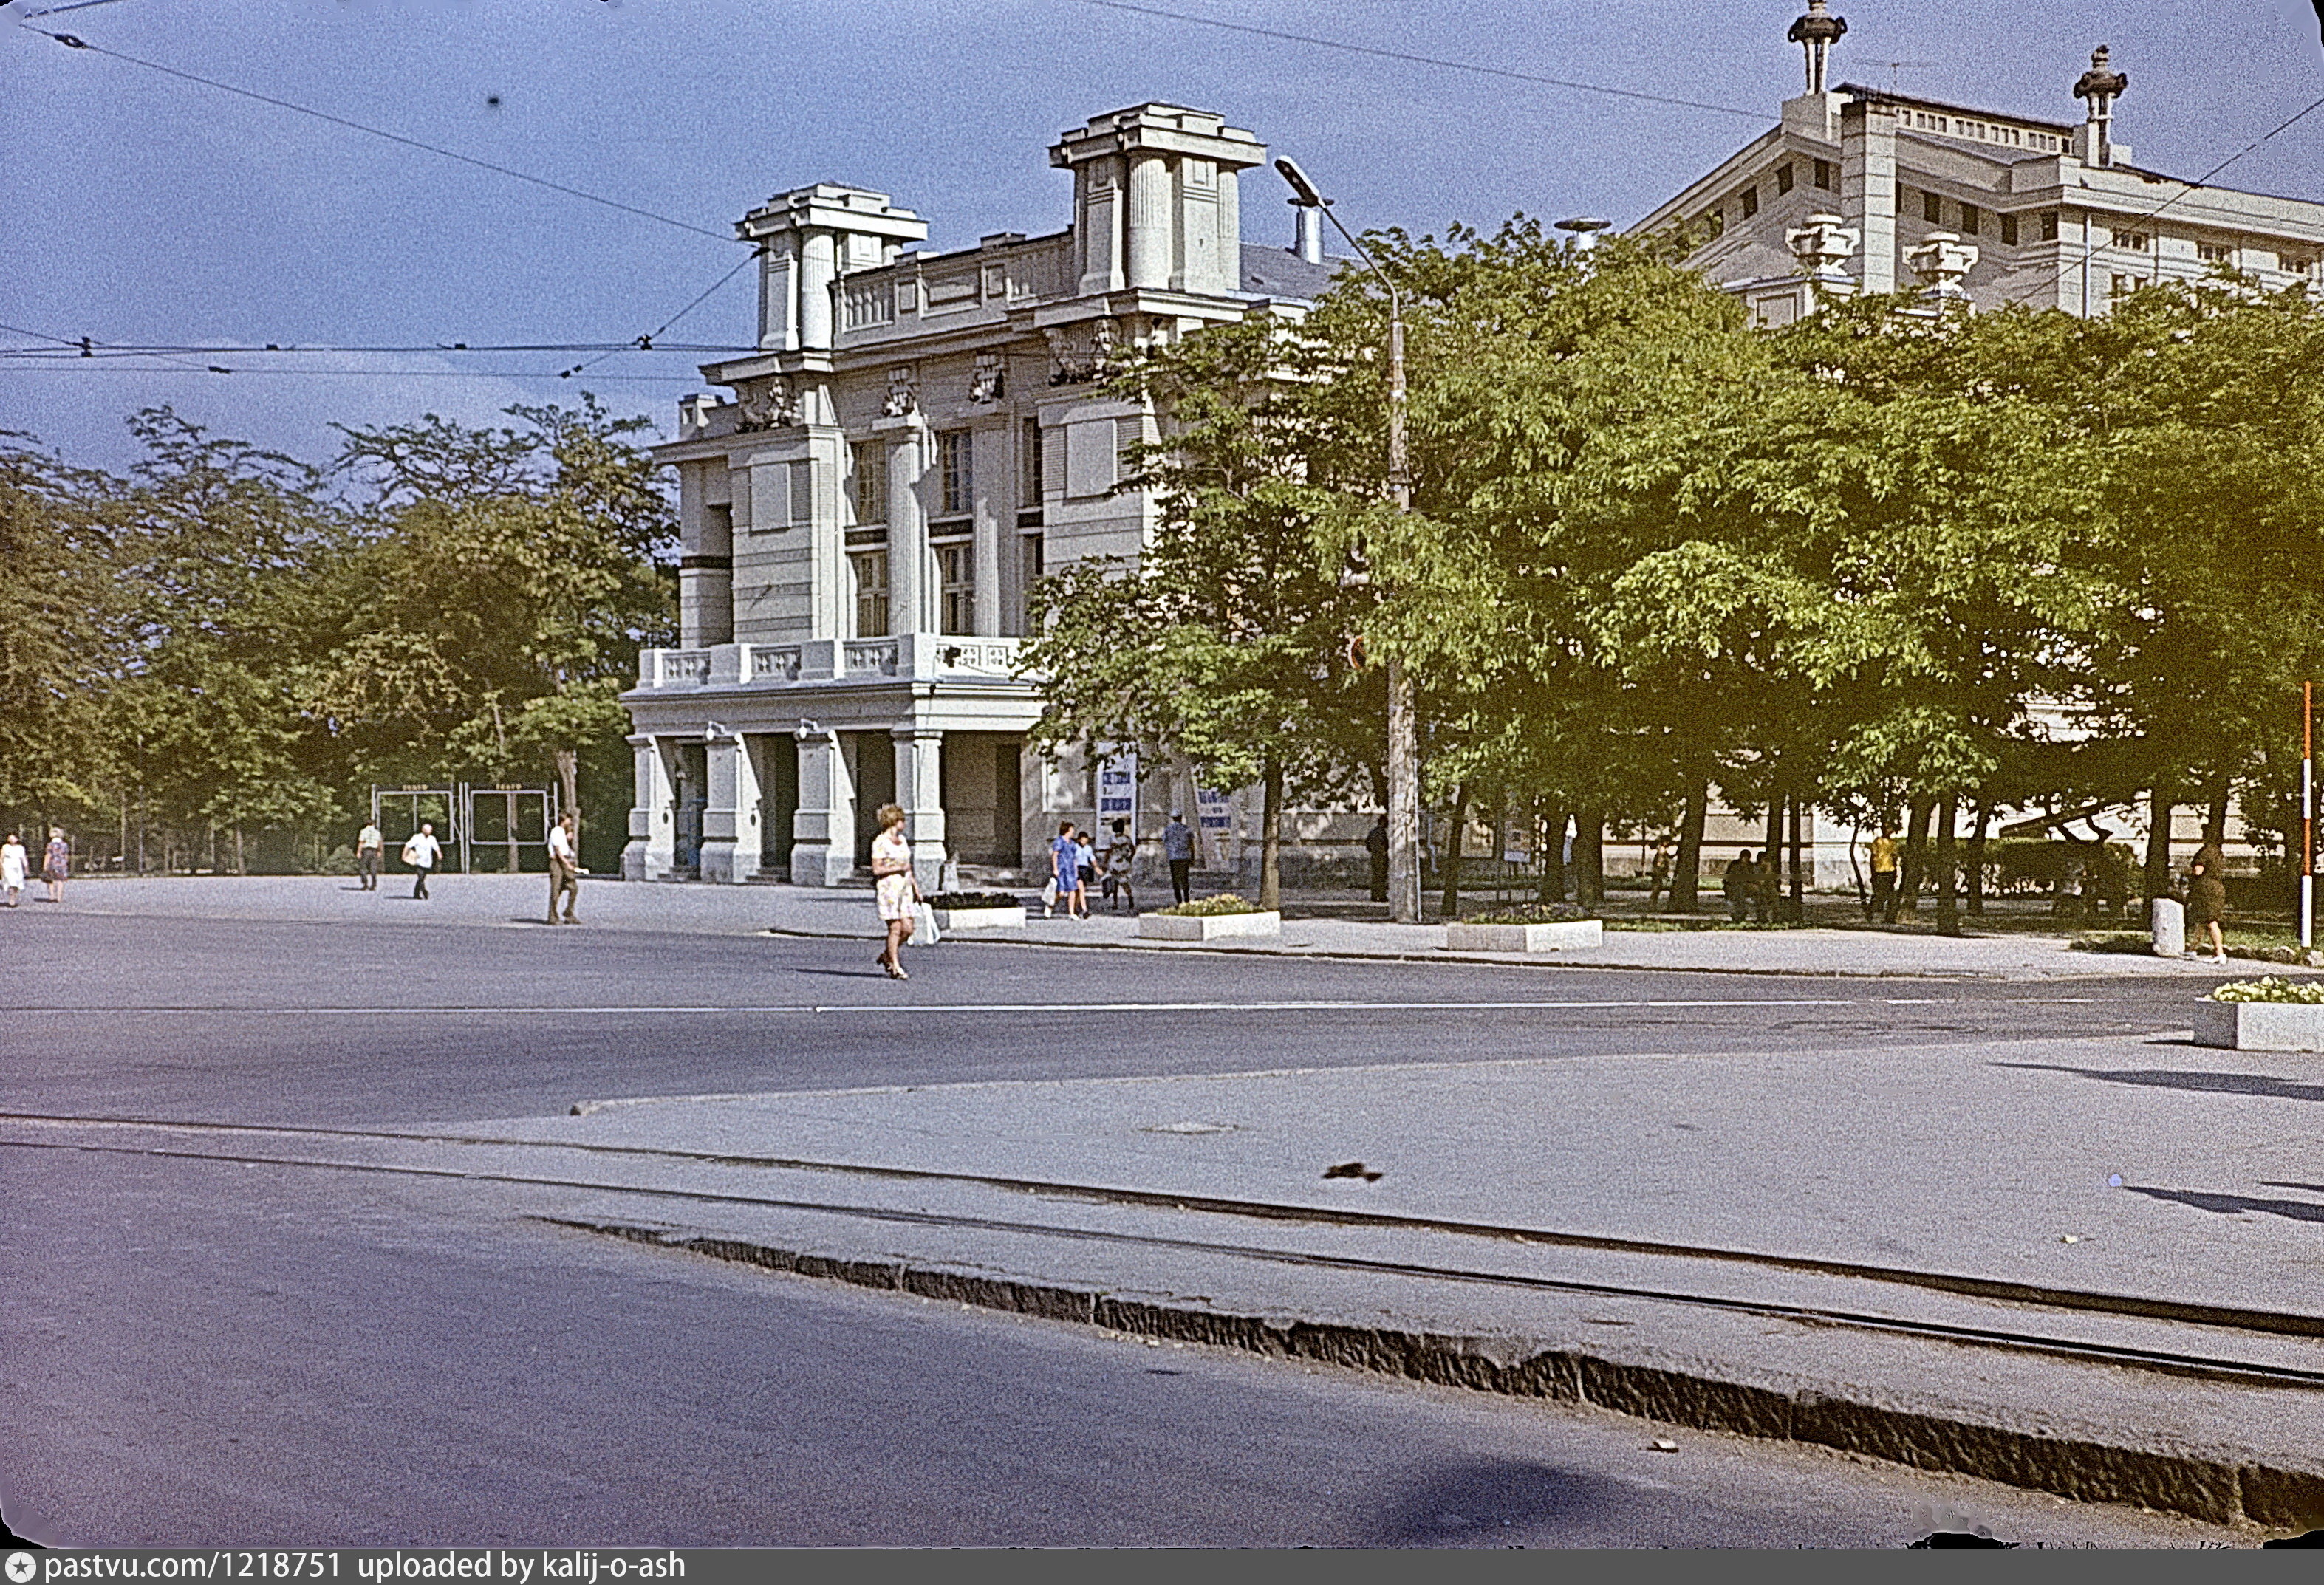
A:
<box><xmin>1277</xmin><ymin>156</ymin><xmax>1421</xmax><ymax>922</ymax></box>
<box><xmin>2304</xmin><ymin>682</ymin><xmax>2314</xmax><ymax>951</ymax></box>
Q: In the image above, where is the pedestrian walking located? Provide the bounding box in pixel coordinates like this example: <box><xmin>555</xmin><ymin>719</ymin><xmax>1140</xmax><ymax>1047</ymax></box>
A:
<box><xmin>1867</xmin><ymin>824</ymin><xmax>1901</xmax><ymax>923</ymax></box>
<box><xmin>871</xmin><ymin>803</ymin><xmax>920</xmax><ymax>979</ymax></box>
<box><xmin>356</xmin><ymin>818</ymin><xmax>384</xmax><ymax>891</ymax></box>
<box><xmin>1048</xmin><ymin>821</ymin><xmax>1087</xmax><ymax>920</ymax></box>
<box><xmin>42</xmin><ymin>827</ymin><xmax>69</xmax><ymax>903</ymax></box>
<box><xmin>1</xmin><ymin>832</ymin><xmax>25</xmax><ymax>908</ymax></box>
<box><xmin>1723</xmin><ymin>850</ymin><xmax>1757</xmax><ymax>923</ymax></box>
<box><xmin>1075</xmin><ymin>827</ymin><xmax>1098</xmax><ymax>912</ymax></box>
<box><xmin>1365</xmin><ymin>814</ymin><xmax>1390</xmax><ymax>903</ymax></box>
<box><xmin>1101</xmin><ymin>818</ymin><xmax>1138</xmax><ymax>913</ymax></box>
<box><xmin>401</xmin><ymin>821</ymin><xmax>441</xmax><ymax>900</ymax></box>
<box><xmin>2187</xmin><ymin>831</ymin><xmax>2229</xmax><ymax>965</ymax></box>
<box><xmin>546</xmin><ymin>810</ymin><xmax>584</xmax><ymax>924</ymax></box>
<box><xmin>1647</xmin><ymin>841</ymin><xmax>1673</xmax><ymax>908</ymax></box>
<box><xmin>1163</xmin><ymin>810</ymin><xmax>1196</xmax><ymax>906</ymax></box>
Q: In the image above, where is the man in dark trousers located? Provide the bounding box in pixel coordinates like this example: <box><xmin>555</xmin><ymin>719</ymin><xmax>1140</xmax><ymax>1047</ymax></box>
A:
<box><xmin>1163</xmin><ymin>810</ymin><xmax>1197</xmax><ymax>906</ymax></box>
<box><xmin>1365</xmin><ymin>814</ymin><xmax>1390</xmax><ymax>902</ymax></box>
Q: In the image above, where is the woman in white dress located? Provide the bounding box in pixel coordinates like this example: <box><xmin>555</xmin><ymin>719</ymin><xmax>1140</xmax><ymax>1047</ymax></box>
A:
<box><xmin>870</xmin><ymin>803</ymin><xmax>920</xmax><ymax>980</ymax></box>
<box><xmin>0</xmin><ymin>832</ymin><xmax>25</xmax><ymax>908</ymax></box>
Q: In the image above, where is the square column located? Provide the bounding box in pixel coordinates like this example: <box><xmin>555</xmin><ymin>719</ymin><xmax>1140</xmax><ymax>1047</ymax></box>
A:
<box><xmin>790</xmin><ymin>731</ymin><xmax>856</xmax><ymax>886</ymax></box>
<box><xmin>894</xmin><ymin>726</ymin><xmax>948</xmax><ymax>893</ymax></box>
<box><xmin>623</xmin><ymin>736</ymin><xmax>677</xmax><ymax>880</ymax></box>
<box><xmin>698</xmin><ymin>735</ymin><xmax>763</xmax><ymax>883</ymax></box>
<box><xmin>1841</xmin><ymin>97</ymin><xmax>1899</xmax><ymax>295</ymax></box>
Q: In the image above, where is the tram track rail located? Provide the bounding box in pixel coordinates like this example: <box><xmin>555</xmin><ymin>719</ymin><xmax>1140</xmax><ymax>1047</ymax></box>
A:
<box><xmin>4</xmin><ymin>1106</ymin><xmax>2323</xmax><ymax>1393</ymax></box>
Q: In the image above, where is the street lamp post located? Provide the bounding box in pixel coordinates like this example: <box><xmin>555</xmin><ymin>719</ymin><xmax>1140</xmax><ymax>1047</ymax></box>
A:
<box><xmin>1276</xmin><ymin>156</ymin><xmax>1421</xmax><ymax>923</ymax></box>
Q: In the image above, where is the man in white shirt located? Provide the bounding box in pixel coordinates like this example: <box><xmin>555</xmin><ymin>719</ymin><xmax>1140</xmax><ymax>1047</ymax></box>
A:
<box><xmin>547</xmin><ymin>811</ymin><xmax>583</xmax><ymax>925</ymax></box>
<box><xmin>401</xmin><ymin>822</ymin><xmax>442</xmax><ymax>900</ymax></box>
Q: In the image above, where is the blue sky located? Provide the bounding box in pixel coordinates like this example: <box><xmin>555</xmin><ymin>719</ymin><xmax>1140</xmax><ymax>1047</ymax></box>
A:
<box><xmin>5</xmin><ymin>0</ymin><xmax>2320</xmax><ymax>474</ymax></box>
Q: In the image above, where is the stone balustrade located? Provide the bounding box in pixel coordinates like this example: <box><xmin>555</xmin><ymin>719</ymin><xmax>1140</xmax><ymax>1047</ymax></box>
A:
<box><xmin>632</xmin><ymin>636</ymin><xmax>1032</xmax><ymax>692</ymax></box>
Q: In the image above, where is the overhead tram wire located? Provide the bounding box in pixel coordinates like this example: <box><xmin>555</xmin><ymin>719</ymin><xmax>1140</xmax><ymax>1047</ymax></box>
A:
<box><xmin>0</xmin><ymin>341</ymin><xmax>753</xmax><ymax>360</ymax></box>
<box><xmin>1062</xmin><ymin>0</ymin><xmax>1768</xmax><ymax>122</ymax></box>
<box><xmin>2006</xmin><ymin>88</ymin><xmax>2324</xmax><ymax>306</ymax></box>
<box><xmin>21</xmin><ymin>26</ymin><xmax>747</xmax><ymax>247</ymax></box>
<box><xmin>0</xmin><ymin>366</ymin><xmax>700</xmax><ymax>383</ymax></box>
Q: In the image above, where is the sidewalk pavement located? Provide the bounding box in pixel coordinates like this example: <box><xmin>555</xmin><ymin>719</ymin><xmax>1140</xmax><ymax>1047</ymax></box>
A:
<box><xmin>222</xmin><ymin>1022</ymin><xmax>2320</xmax><ymax>1530</ymax></box>
<box><xmin>38</xmin><ymin>872</ymin><xmax>2266</xmax><ymax>982</ymax></box>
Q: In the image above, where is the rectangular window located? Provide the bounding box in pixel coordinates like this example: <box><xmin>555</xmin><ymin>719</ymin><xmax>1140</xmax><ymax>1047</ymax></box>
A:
<box><xmin>851</xmin><ymin>440</ymin><xmax>886</xmax><ymax>524</ymax></box>
<box><xmin>1775</xmin><ymin>162</ymin><xmax>1795</xmax><ymax>196</ymax></box>
<box><xmin>1959</xmin><ymin>203</ymin><xmax>1981</xmax><ymax>234</ymax></box>
<box><xmin>937</xmin><ymin>542</ymin><xmax>974</xmax><ymax>634</ymax></box>
<box><xmin>1115</xmin><ymin>415</ymin><xmax>1143</xmax><ymax>485</ymax></box>
<box><xmin>2109</xmin><ymin>228</ymin><xmax>2151</xmax><ymax>251</ymax></box>
<box><xmin>2000</xmin><ymin>212</ymin><xmax>2020</xmax><ymax>246</ymax></box>
<box><xmin>1020</xmin><ymin>417</ymin><xmax>1044</xmax><ymax>507</ymax></box>
<box><xmin>2111</xmin><ymin>273</ymin><xmax>2142</xmax><ymax>301</ymax></box>
<box><xmin>1740</xmin><ymin>185</ymin><xmax>1759</xmax><ymax>219</ymax></box>
<box><xmin>2196</xmin><ymin>239</ymin><xmax>2232</xmax><ymax>264</ymax></box>
<box><xmin>850</xmin><ymin>550</ymin><xmax>889</xmax><ymax>639</ymax></box>
<box><xmin>937</xmin><ymin>429</ymin><xmax>973</xmax><ymax>519</ymax></box>
<box><xmin>2041</xmin><ymin>210</ymin><xmax>2060</xmax><ymax>242</ymax></box>
<box><xmin>1922</xmin><ymin>190</ymin><xmax>1944</xmax><ymax>225</ymax></box>
<box><xmin>1812</xmin><ymin>160</ymin><xmax>1835</xmax><ymax>191</ymax></box>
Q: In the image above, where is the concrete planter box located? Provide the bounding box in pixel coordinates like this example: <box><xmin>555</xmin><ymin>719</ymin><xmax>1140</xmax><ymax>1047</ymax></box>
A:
<box><xmin>1446</xmin><ymin>920</ymin><xmax>1606</xmax><ymax>954</ymax></box>
<box><xmin>1138</xmin><ymin>909</ymin><xmax>1282</xmax><ymax>941</ymax></box>
<box><xmin>932</xmin><ymin>906</ymin><xmax>1025</xmax><ymax>931</ymax></box>
<box><xmin>2194</xmin><ymin>1000</ymin><xmax>2324</xmax><ymax>1051</ymax></box>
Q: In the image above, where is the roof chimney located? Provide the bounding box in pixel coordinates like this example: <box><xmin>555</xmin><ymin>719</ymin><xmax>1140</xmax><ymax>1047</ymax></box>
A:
<box><xmin>1291</xmin><ymin>202</ymin><xmax>1324</xmax><ymax>264</ymax></box>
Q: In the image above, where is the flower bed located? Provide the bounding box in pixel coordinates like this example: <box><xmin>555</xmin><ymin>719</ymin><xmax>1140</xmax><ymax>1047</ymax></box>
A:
<box><xmin>1138</xmin><ymin>894</ymin><xmax>1280</xmax><ymax>941</ymax></box>
<box><xmin>2195</xmin><ymin>977</ymin><xmax>2324</xmax><ymax>1050</ymax></box>
<box><xmin>1446</xmin><ymin>918</ymin><xmax>1604</xmax><ymax>954</ymax></box>
<box><xmin>926</xmin><ymin>891</ymin><xmax>1026</xmax><ymax>931</ymax></box>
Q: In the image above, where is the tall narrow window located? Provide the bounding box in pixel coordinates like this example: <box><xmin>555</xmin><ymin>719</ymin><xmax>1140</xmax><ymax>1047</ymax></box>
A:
<box><xmin>1812</xmin><ymin>159</ymin><xmax>1834</xmax><ymax>191</ymax></box>
<box><xmin>1020</xmin><ymin>417</ymin><xmax>1044</xmax><ymax>508</ymax></box>
<box><xmin>2040</xmin><ymin>210</ymin><xmax>2060</xmax><ymax>242</ymax></box>
<box><xmin>1775</xmin><ymin>162</ymin><xmax>1795</xmax><ymax>196</ymax></box>
<box><xmin>937</xmin><ymin>542</ymin><xmax>974</xmax><ymax>634</ymax></box>
<box><xmin>1959</xmin><ymin>203</ymin><xmax>1981</xmax><ymax>235</ymax></box>
<box><xmin>937</xmin><ymin>429</ymin><xmax>973</xmax><ymax>520</ymax></box>
<box><xmin>1740</xmin><ymin>185</ymin><xmax>1759</xmax><ymax>219</ymax></box>
<box><xmin>850</xmin><ymin>550</ymin><xmax>890</xmax><ymax>638</ymax></box>
<box><xmin>851</xmin><ymin>440</ymin><xmax>886</xmax><ymax>524</ymax></box>
<box><xmin>2000</xmin><ymin>212</ymin><xmax>2020</xmax><ymax>246</ymax></box>
<box><xmin>1922</xmin><ymin>190</ymin><xmax>1944</xmax><ymax>225</ymax></box>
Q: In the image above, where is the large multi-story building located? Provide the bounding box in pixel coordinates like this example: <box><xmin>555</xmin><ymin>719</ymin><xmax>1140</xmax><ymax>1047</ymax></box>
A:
<box><xmin>626</xmin><ymin>14</ymin><xmax>2324</xmax><ymax>892</ymax></box>
<box><xmin>623</xmin><ymin>106</ymin><xmax>1327</xmax><ymax>887</ymax></box>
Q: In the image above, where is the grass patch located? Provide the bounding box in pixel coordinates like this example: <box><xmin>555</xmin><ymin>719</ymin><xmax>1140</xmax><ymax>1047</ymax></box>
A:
<box><xmin>1153</xmin><ymin>893</ymin><xmax>1266</xmax><ymax>917</ymax></box>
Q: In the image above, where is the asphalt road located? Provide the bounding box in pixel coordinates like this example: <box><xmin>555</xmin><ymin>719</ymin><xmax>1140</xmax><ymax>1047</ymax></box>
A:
<box><xmin>0</xmin><ymin>907</ymin><xmax>2245</xmax><ymax>1547</ymax></box>
<box><xmin>1</xmin><ymin>911</ymin><xmax>2208</xmax><ymax>1126</ymax></box>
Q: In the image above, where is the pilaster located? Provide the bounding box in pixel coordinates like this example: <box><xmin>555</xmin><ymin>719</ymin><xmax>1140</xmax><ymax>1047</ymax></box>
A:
<box><xmin>698</xmin><ymin>735</ymin><xmax>763</xmax><ymax>883</ymax></box>
<box><xmin>894</xmin><ymin>725</ymin><xmax>949</xmax><ymax>893</ymax></box>
<box><xmin>623</xmin><ymin>736</ymin><xmax>677</xmax><ymax>881</ymax></box>
<box><xmin>790</xmin><ymin>731</ymin><xmax>856</xmax><ymax>886</ymax></box>
<box><xmin>1841</xmin><ymin>97</ymin><xmax>1899</xmax><ymax>295</ymax></box>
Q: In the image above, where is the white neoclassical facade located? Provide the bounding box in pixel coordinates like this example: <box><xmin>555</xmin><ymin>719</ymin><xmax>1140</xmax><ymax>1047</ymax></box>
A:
<box><xmin>1635</xmin><ymin>7</ymin><xmax>2324</xmax><ymax>328</ymax></box>
<box><xmin>623</xmin><ymin>105</ymin><xmax>1330</xmax><ymax>887</ymax></box>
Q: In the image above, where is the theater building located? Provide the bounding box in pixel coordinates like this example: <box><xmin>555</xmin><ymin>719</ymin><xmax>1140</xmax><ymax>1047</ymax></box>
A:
<box><xmin>622</xmin><ymin>105</ymin><xmax>1327</xmax><ymax>886</ymax></box>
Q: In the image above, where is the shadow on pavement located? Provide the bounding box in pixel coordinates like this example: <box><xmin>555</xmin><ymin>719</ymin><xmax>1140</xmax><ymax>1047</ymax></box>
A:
<box><xmin>2122</xmin><ymin>1184</ymin><xmax>2324</xmax><ymax>1225</ymax></box>
<box><xmin>1992</xmin><ymin>1062</ymin><xmax>2324</xmax><ymax>1105</ymax></box>
<box><xmin>1358</xmin><ymin>1460</ymin><xmax>1621</xmax><ymax>1546</ymax></box>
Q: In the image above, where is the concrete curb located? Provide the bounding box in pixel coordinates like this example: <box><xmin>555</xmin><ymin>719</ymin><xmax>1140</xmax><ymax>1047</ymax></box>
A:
<box><xmin>553</xmin><ymin>1215</ymin><xmax>2321</xmax><ymax>1533</ymax></box>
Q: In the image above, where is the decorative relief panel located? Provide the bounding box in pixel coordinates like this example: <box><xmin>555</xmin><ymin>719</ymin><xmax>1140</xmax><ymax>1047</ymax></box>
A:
<box><xmin>1047</xmin><ymin>318</ymin><xmax>1120</xmax><ymax>386</ymax></box>
<box><xmin>735</xmin><ymin>377</ymin><xmax>800</xmax><ymax>431</ymax></box>
<box><xmin>968</xmin><ymin>352</ymin><xmax>1005</xmax><ymax>403</ymax></box>
<box><xmin>882</xmin><ymin>365</ymin><xmax>919</xmax><ymax>417</ymax></box>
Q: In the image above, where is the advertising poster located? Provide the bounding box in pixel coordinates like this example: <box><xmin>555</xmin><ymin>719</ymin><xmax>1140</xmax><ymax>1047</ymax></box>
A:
<box><xmin>1195</xmin><ymin>784</ymin><xmax>1234</xmax><ymax>869</ymax></box>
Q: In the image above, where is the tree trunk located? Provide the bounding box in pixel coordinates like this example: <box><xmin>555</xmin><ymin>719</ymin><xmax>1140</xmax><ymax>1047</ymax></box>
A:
<box><xmin>2144</xmin><ymin>782</ymin><xmax>2176</xmax><ymax>900</ymax></box>
<box><xmin>1671</xmin><ymin>779</ymin><xmax>1707</xmax><ymax>912</ymax></box>
<box><xmin>1258</xmin><ymin>753</ymin><xmax>1284</xmax><ymax>912</ymax></box>
<box><xmin>2204</xmin><ymin>773</ymin><xmax>2231</xmax><ymax>846</ymax></box>
<box><xmin>1439</xmin><ymin>782</ymin><xmax>1469</xmax><ymax>922</ymax></box>
<box><xmin>1575</xmin><ymin>808</ymin><xmax>1604</xmax><ymax>910</ymax></box>
<box><xmin>1966</xmin><ymin>796</ymin><xmax>1992</xmax><ymax>915</ymax></box>
<box><xmin>556</xmin><ymin>747</ymin><xmax>581</xmax><ymax>847</ymax></box>
<box><xmin>1535</xmin><ymin>803</ymin><xmax>1570</xmax><ymax>903</ymax></box>
<box><xmin>1898</xmin><ymin>794</ymin><xmax>1932</xmax><ymax>914</ymax></box>
<box><xmin>1934</xmin><ymin>795</ymin><xmax>1960</xmax><ymax>936</ymax></box>
<box><xmin>1765</xmin><ymin>788</ymin><xmax>1783</xmax><ymax>863</ymax></box>
<box><xmin>233</xmin><ymin>826</ymin><xmax>246</xmax><ymax>876</ymax></box>
<box><xmin>1786</xmin><ymin>794</ymin><xmax>1805</xmax><ymax>922</ymax></box>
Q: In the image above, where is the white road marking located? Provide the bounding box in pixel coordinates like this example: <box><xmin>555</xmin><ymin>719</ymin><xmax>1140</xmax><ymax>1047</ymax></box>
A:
<box><xmin>30</xmin><ymin>998</ymin><xmax>1862</xmax><ymax>1016</ymax></box>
